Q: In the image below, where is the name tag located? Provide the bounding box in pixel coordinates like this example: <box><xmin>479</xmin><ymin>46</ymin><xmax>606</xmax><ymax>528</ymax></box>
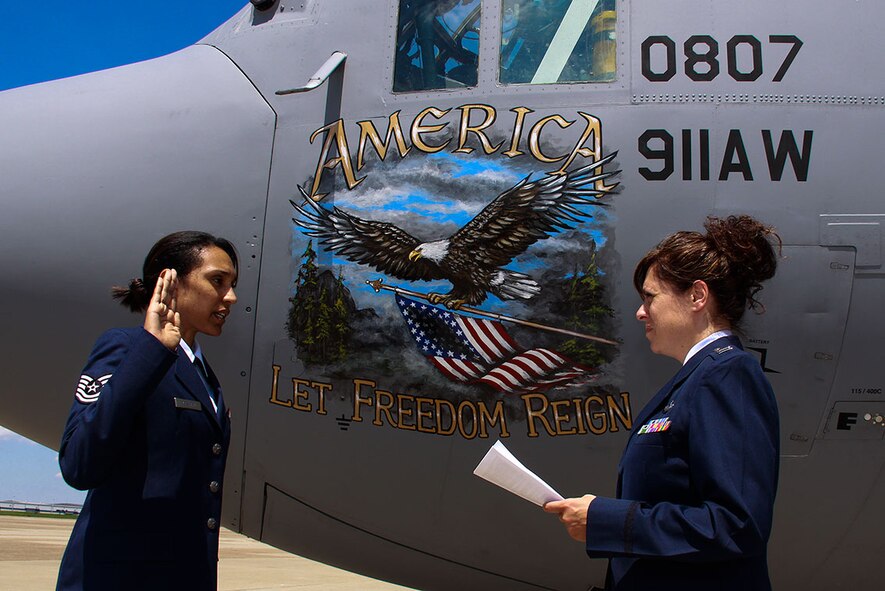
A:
<box><xmin>174</xmin><ymin>397</ymin><xmax>202</xmax><ymax>411</ymax></box>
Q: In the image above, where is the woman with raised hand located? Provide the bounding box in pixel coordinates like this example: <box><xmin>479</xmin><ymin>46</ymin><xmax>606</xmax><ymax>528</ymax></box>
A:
<box><xmin>545</xmin><ymin>215</ymin><xmax>782</xmax><ymax>591</ymax></box>
<box><xmin>56</xmin><ymin>231</ymin><xmax>238</xmax><ymax>591</ymax></box>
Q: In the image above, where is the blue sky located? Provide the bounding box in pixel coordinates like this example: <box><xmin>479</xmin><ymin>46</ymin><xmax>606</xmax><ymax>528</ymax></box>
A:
<box><xmin>0</xmin><ymin>1</ymin><xmax>247</xmax><ymax>91</ymax></box>
<box><xmin>0</xmin><ymin>1</ymin><xmax>248</xmax><ymax>504</ymax></box>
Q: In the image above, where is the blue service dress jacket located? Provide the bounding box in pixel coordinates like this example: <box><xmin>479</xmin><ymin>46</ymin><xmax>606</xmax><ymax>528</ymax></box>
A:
<box><xmin>56</xmin><ymin>328</ymin><xmax>230</xmax><ymax>591</ymax></box>
<box><xmin>585</xmin><ymin>336</ymin><xmax>779</xmax><ymax>591</ymax></box>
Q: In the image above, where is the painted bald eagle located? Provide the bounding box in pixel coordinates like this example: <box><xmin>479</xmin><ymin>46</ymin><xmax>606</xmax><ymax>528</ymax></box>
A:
<box><xmin>291</xmin><ymin>153</ymin><xmax>618</xmax><ymax>309</ymax></box>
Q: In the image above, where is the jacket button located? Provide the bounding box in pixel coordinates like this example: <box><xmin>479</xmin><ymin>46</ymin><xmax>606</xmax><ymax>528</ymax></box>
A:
<box><xmin>209</xmin><ymin>481</ymin><xmax>220</xmax><ymax>494</ymax></box>
<box><xmin>212</xmin><ymin>443</ymin><xmax>222</xmax><ymax>456</ymax></box>
<box><xmin>207</xmin><ymin>518</ymin><xmax>217</xmax><ymax>530</ymax></box>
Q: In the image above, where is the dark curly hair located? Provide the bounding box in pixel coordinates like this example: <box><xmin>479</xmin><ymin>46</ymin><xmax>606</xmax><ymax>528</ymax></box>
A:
<box><xmin>633</xmin><ymin>215</ymin><xmax>782</xmax><ymax>327</ymax></box>
<box><xmin>111</xmin><ymin>231</ymin><xmax>239</xmax><ymax>313</ymax></box>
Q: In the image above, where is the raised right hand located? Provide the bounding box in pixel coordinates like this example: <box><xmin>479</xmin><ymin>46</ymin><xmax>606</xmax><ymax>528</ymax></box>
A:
<box><xmin>144</xmin><ymin>269</ymin><xmax>181</xmax><ymax>350</ymax></box>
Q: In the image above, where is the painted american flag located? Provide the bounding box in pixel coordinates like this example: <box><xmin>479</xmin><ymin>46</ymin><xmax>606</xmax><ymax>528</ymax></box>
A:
<box><xmin>395</xmin><ymin>295</ymin><xmax>593</xmax><ymax>394</ymax></box>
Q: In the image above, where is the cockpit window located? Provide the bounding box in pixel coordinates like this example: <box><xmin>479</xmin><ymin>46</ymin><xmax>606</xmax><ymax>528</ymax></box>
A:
<box><xmin>394</xmin><ymin>0</ymin><xmax>481</xmax><ymax>92</ymax></box>
<box><xmin>500</xmin><ymin>0</ymin><xmax>616</xmax><ymax>84</ymax></box>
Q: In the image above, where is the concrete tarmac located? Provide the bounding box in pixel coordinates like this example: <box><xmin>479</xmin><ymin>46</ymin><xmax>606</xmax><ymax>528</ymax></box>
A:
<box><xmin>0</xmin><ymin>514</ymin><xmax>414</xmax><ymax>590</ymax></box>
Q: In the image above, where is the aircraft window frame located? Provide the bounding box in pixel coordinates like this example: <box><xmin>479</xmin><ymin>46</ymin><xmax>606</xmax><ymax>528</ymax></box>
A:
<box><xmin>499</xmin><ymin>0</ymin><xmax>617</xmax><ymax>85</ymax></box>
<box><xmin>392</xmin><ymin>0</ymin><xmax>482</xmax><ymax>93</ymax></box>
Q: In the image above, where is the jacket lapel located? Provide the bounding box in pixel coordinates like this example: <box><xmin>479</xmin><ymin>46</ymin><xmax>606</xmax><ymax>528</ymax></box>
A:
<box><xmin>174</xmin><ymin>351</ymin><xmax>224</xmax><ymax>431</ymax></box>
<box><xmin>629</xmin><ymin>367</ymin><xmax>690</xmax><ymax>437</ymax></box>
<box><xmin>202</xmin><ymin>358</ymin><xmax>229</xmax><ymax>432</ymax></box>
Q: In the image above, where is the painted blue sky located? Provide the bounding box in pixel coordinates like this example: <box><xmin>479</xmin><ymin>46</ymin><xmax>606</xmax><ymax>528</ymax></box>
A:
<box><xmin>0</xmin><ymin>1</ymin><xmax>247</xmax><ymax>504</ymax></box>
<box><xmin>293</xmin><ymin>149</ymin><xmax>610</xmax><ymax>316</ymax></box>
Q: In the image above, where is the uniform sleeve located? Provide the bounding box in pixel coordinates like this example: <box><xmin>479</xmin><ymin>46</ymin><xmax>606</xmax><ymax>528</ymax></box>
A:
<box><xmin>585</xmin><ymin>354</ymin><xmax>779</xmax><ymax>562</ymax></box>
<box><xmin>58</xmin><ymin>328</ymin><xmax>177</xmax><ymax>490</ymax></box>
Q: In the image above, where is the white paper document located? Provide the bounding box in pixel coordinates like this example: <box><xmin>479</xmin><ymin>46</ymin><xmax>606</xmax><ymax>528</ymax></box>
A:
<box><xmin>473</xmin><ymin>440</ymin><xmax>563</xmax><ymax>507</ymax></box>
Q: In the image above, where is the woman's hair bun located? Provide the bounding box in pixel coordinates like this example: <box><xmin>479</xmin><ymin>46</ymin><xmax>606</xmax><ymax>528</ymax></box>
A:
<box><xmin>704</xmin><ymin>215</ymin><xmax>780</xmax><ymax>286</ymax></box>
<box><xmin>111</xmin><ymin>277</ymin><xmax>150</xmax><ymax>313</ymax></box>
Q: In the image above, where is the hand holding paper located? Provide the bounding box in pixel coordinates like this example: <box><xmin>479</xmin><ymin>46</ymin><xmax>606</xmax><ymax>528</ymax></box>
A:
<box><xmin>543</xmin><ymin>494</ymin><xmax>595</xmax><ymax>542</ymax></box>
<box><xmin>473</xmin><ymin>440</ymin><xmax>563</xmax><ymax>506</ymax></box>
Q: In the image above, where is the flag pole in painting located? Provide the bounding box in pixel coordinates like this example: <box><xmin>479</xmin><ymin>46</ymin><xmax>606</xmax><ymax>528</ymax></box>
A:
<box><xmin>367</xmin><ymin>278</ymin><xmax>618</xmax><ymax>394</ymax></box>
<box><xmin>366</xmin><ymin>278</ymin><xmax>619</xmax><ymax>346</ymax></box>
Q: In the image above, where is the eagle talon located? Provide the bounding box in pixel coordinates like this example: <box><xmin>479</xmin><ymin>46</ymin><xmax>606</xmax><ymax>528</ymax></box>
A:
<box><xmin>427</xmin><ymin>293</ymin><xmax>445</xmax><ymax>305</ymax></box>
<box><xmin>444</xmin><ymin>298</ymin><xmax>466</xmax><ymax>310</ymax></box>
<box><xmin>427</xmin><ymin>293</ymin><xmax>466</xmax><ymax>310</ymax></box>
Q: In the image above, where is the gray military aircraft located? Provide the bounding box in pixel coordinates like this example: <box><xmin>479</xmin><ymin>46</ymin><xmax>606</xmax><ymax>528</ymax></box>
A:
<box><xmin>1</xmin><ymin>1</ymin><xmax>882</xmax><ymax>589</ymax></box>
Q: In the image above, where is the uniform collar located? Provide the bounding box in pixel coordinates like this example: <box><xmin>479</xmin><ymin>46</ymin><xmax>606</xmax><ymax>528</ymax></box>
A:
<box><xmin>683</xmin><ymin>330</ymin><xmax>733</xmax><ymax>365</ymax></box>
<box><xmin>177</xmin><ymin>338</ymin><xmax>205</xmax><ymax>366</ymax></box>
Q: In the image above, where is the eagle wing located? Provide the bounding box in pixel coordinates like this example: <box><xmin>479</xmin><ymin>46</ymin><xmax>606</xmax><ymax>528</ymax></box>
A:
<box><xmin>449</xmin><ymin>153</ymin><xmax>619</xmax><ymax>268</ymax></box>
<box><xmin>291</xmin><ymin>188</ymin><xmax>443</xmax><ymax>281</ymax></box>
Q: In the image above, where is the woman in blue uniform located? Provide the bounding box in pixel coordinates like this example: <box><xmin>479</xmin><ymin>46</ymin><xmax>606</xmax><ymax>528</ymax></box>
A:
<box><xmin>545</xmin><ymin>215</ymin><xmax>781</xmax><ymax>591</ymax></box>
<box><xmin>56</xmin><ymin>231</ymin><xmax>238</xmax><ymax>591</ymax></box>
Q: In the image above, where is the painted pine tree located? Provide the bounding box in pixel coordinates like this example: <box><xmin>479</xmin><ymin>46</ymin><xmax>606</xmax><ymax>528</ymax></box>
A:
<box><xmin>331</xmin><ymin>269</ymin><xmax>351</xmax><ymax>361</ymax></box>
<box><xmin>288</xmin><ymin>241</ymin><xmax>322</xmax><ymax>361</ymax></box>
<box><xmin>288</xmin><ymin>241</ymin><xmax>353</xmax><ymax>364</ymax></box>
<box><xmin>556</xmin><ymin>246</ymin><xmax>615</xmax><ymax>368</ymax></box>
